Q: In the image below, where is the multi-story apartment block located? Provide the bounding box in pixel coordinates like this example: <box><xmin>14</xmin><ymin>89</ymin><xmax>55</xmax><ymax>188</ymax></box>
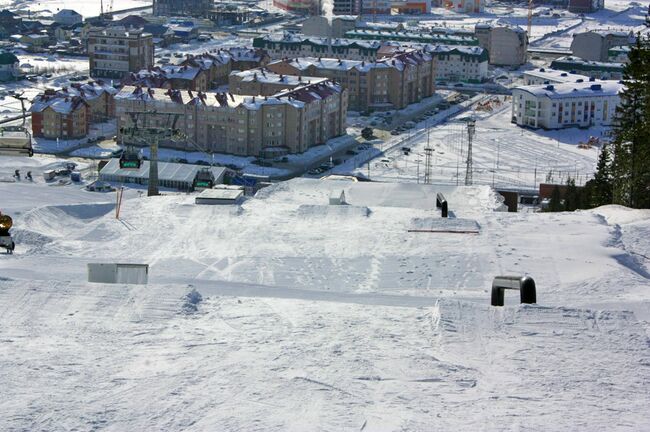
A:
<box><xmin>334</xmin><ymin>0</ymin><xmax>361</xmax><ymax>15</ymax></box>
<box><xmin>550</xmin><ymin>56</ymin><xmax>624</xmax><ymax>80</ymax></box>
<box><xmin>229</xmin><ymin>69</ymin><xmax>329</xmax><ymax>96</ymax></box>
<box><xmin>428</xmin><ymin>46</ymin><xmax>488</xmax><ymax>83</ymax></box>
<box><xmin>88</xmin><ymin>27</ymin><xmax>154</xmax><ymax>79</ymax></box>
<box><xmin>568</xmin><ymin>0</ymin><xmax>604</xmax><ymax>13</ymax></box>
<box><xmin>152</xmin><ymin>0</ymin><xmax>212</xmax><ymax>17</ymax></box>
<box><xmin>345</xmin><ymin>28</ymin><xmax>480</xmax><ymax>47</ymax></box>
<box><xmin>123</xmin><ymin>65</ymin><xmax>211</xmax><ymax>91</ymax></box>
<box><xmin>266</xmin><ymin>50</ymin><xmax>435</xmax><ymax>112</ymax></box>
<box><xmin>361</xmin><ymin>0</ymin><xmax>392</xmax><ymax>14</ymax></box>
<box><xmin>571</xmin><ymin>30</ymin><xmax>632</xmax><ymax>62</ymax></box>
<box><xmin>435</xmin><ymin>0</ymin><xmax>484</xmax><ymax>13</ymax></box>
<box><xmin>66</xmin><ymin>81</ymin><xmax>118</xmax><ymax>122</ymax></box>
<box><xmin>302</xmin><ymin>16</ymin><xmax>360</xmax><ymax>38</ymax></box>
<box><xmin>124</xmin><ymin>48</ymin><xmax>271</xmax><ymax>91</ymax></box>
<box><xmin>511</xmin><ymin>81</ymin><xmax>623</xmax><ymax>129</ymax></box>
<box><xmin>29</xmin><ymin>90</ymin><xmax>90</xmax><ymax>139</ymax></box>
<box><xmin>253</xmin><ymin>34</ymin><xmax>383</xmax><ymax>61</ymax></box>
<box><xmin>114</xmin><ymin>81</ymin><xmax>348</xmax><ymax>157</ymax></box>
<box><xmin>474</xmin><ymin>23</ymin><xmax>527</xmax><ymax>66</ymax></box>
<box><xmin>273</xmin><ymin>0</ymin><xmax>314</xmax><ymax>13</ymax></box>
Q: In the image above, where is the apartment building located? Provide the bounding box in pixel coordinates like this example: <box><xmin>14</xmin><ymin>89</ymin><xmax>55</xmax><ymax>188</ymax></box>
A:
<box><xmin>568</xmin><ymin>0</ymin><xmax>604</xmax><ymax>13</ymax></box>
<box><xmin>88</xmin><ymin>27</ymin><xmax>154</xmax><ymax>79</ymax></box>
<box><xmin>302</xmin><ymin>16</ymin><xmax>360</xmax><ymax>38</ymax></box>
<box><xmin>435</xmin><ymin>0</ymin><xmax>484</xmax><ymax>13</ymax></box>
<box><xmin>253</xmin><ymin>34</ymin><xmax>382</xmax><ymax>61</ymax></box>
<box><xmin>152</xmin><ymin>0</ymin><xmax>212</xmax><ymax>17</ymax></box>
<box><xmin>114</xmin><ymin>82</ymin><xmax>348</xmax><ymax>156</ymax></box>
<box><xmin>229</xmin><ymin>69</ymin><xmax>328</xmax><ymax>96</ymax></box>
<box><xmin>428</xmin><ymin>45</ymin><xmax>488</xmax><ymax>83</ymax></box>
<box><xmin>474</xmin><ymin>23</ymin><xmax>527</xmax><ymax>66</ymax></box>
<box><xmin>550</xmin><ymin>56</ymin><xmax>625</xmax><ymax>80</ymax></box>
<box><xmin>511</xmin><ymin>81</ymin><xmax>623</xmax><ymax>129</ymax></box>
<box><xmin>266</xmin><ymin>50</ymin><xmax>435</xmax><ymax>112</ymax></box>
<box><xmin>29</xmin><ymin>90</ymin><xmax>90</xmax><ymax>139</ymax></box>
<box><xmin>345</xmin><ymin>29</ymin><xmax>479</xmax><ymax>47</ymax></box>
<box><xmin>66</xmin><ymin>81</ymin><xmax>118</xmax><ymax>122</ymax></box>
<box><xmin>571</xmin><ymin>30</ymin><xmax>632</xmax><ymax>62</ymax></box>
<box><xmin>272</xmin><ymin>0</ymin><xmax>314</xmax><ymax>13</ymax></box>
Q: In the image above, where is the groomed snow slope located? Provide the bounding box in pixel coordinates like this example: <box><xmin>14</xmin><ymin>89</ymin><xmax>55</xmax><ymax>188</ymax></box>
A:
<box><xmin>1</xmin><ymin>177</ymin><xmax>650</xmax><ymax>430</ymax></box>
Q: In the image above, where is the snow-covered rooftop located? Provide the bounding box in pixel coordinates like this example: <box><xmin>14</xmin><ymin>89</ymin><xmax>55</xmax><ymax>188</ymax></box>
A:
<box><xmin>514</xmin><ymin>81</ymin><xmax>624</xmax><ymax>99</ymax></box>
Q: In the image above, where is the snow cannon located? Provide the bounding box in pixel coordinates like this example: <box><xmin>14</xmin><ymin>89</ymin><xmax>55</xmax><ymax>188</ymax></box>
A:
<box><xmin>0</xmin><ymin>213</ymin><xmax>15</xmax><ymax>254</ymax></box>
<box><xmin>491</xmin><ymin>276</ymin><xmax>536</xmax><ymax>307</ymax></box>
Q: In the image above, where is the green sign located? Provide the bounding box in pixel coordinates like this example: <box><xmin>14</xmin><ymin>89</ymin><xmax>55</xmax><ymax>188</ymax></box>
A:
<box><xmin>121</xmin><ymin>161</ymin><xmax>139</xmax><ymax>168</ymax></box>
<box><xmin>195</xmin><ymin>181</ymin><xmax>211</xmax><ymax>187</ymax></box>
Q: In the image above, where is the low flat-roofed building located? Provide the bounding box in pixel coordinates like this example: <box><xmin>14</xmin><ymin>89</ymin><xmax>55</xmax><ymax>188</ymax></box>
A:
<box><xmin>195</xmin><ymin>186</ymin><xmax>245</xmax><ymax>205</ymax></box>
<box><xmin>523</xmin><ymin>68</ymin><xmax>591</xmax><ymax>86</ymax></box>
<box><xmin>511</xmin><ymin>80</ymin><xmax>623</xmax><ymax>129</ymax></box>
<box><xmin>550</xmin><ymin>56</ymin><xmax>625</xmax><ymax>80</ymax></box>
<box><xmin>99</xmin><ymin>158</ymin><xmax>226</xmax><ymax>191</ymax></box>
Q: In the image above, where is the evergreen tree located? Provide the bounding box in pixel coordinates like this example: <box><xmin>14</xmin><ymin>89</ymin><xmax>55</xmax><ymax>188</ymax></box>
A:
<box><xmin>589</xmin><ymin>143</ymin><xmax>613</xmax><ymax>207</ymax></box>
<box><xmin>564</xmin><ymin>178</ymin><xmax>579</xmax><ymax>211</ymax></box>
<box><xmin>611</xmin><ymin>33</ymin><xmax>650</xmax><ymax>208</ymax></box>
<box><xmin>548</xmin><ymin>185</ymin><xmax>563</xmax><ymax>212</ymax></box>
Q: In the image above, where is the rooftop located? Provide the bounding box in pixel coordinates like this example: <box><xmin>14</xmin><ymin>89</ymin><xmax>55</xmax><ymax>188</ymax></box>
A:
<box><xmin>100</xmin><ymin>158</ymin><xmax>226</xmax><ymax>184</ymax></box>
<box><xmin>514</xmin><ymin>81</ymin><xmax>624</xmax><ymax>99</ymax></box>
<box><xmin>523</xmin><ymin>68</ymin><xmax>592</xmax><ymax>83</ymax></box>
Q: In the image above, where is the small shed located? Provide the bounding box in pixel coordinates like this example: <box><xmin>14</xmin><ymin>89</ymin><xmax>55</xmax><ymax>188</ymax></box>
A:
<box><xmin>195</xmin><ymin>186</ymin><xmax>244</xmax><ymax>205</ymax></box>
<box><xmin>88</xmin><ymin>263</ymin><xmax>149</xmax><ymax>284</ymax></box>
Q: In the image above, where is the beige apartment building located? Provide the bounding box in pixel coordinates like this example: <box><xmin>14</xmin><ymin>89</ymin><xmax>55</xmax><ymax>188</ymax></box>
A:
<box><xmin>115</xmin><ymin>82</ymin><xmax>348</xmax><ymax>157</ymax></box>
<box><xmin>88</xmin><ymin>27</ymin><xmax>154</xmax><ymax>79</ymax></box>
<box><xmin>266</xmin><ymin>50</ymin><xmax>435</xmax><ymax>112</ymax></box>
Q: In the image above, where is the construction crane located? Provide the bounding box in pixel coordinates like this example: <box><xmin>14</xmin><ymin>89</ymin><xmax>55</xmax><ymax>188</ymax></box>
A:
<box><xmin>119</xmin><ymin>110</ymin><xmax>187</xmax><ymax>196</ymax></box>
<box><xmin>527</xmin><ymin>0</ymin><xmax>534</xmax><ymax>38</ymax></box>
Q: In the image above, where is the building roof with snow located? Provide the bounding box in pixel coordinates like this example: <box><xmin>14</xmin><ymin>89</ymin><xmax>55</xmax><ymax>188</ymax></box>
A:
<box><xmin>523</xmin><ymin>68</ymin><xmax>591</xmax><ymax>84</ymax></box>
<box><xmin>100</xmin><ymin>158</ymin><xmax>225</xmax><ymax>184</ymax></box>
<box><xmin>230</xmin><ymin>68</ymin><xmax>328</xmax><ymax>86</ymax></box>
<box><xmin>29</xmin><ymin>90</ymin><xmax>88</xmax><ymax>114</ymax></box>
<box><xmin>514</xmin><ymin>81</ymin><xmax>624</xmax><ymax>100</ymax></box>
<box><xmin>115</xmin><ymin>80</ymin><xmax>343</xmax><ymax>110</ymax></box>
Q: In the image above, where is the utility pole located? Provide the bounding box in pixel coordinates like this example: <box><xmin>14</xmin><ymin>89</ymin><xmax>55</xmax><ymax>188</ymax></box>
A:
<box><xmin>424</xmin><ymin>147</ymin><xmax>433</xmax><ymax>184</ymax></box>
<box><xmin>465</xmin><ymin>119</ymin><xmax>475</xmax><ymax>186</ymax></box>
<box><xmin>148</xmin><ymin>139</ymin><xmax>159</xmax><ymax>196</ymax></box>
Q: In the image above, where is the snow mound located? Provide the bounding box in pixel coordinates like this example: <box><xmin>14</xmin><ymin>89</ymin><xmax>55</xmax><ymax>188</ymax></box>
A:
<box><xmin>410</xmin><ymin>217</ymin><xmax>480</xmax><ymax>232</ymax></box>
<box><xmin>592</xmin><ymin>205</ymin><xmax>650</xmax><ymax>226</ymax></box>
<box><xmin>18</xmin><ymin>203</ymin><xmax>114</xmax><ymax>239</ymax></box>
<box><xmin>295</xmin><ymin>204</ymin><xmax>371</xmax><ymax>218</ymax></box>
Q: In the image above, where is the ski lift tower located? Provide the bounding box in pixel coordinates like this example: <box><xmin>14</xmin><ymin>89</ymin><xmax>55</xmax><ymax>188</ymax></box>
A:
<box><xmin>120</xmin><ymin>111</ymin><xmax>185</xmax><ymax>197</ymax></box>
<box><xmin>465</xmin><ymin>119</ymin><xmax>476</xmax><ymax>186</ymax></box>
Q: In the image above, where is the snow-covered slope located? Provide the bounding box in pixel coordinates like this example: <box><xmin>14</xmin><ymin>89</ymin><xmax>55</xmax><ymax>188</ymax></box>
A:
<box><xmin>1</xmin><ymin>176</ymin><xmax>650</xmax><ymax>430</ymax></box>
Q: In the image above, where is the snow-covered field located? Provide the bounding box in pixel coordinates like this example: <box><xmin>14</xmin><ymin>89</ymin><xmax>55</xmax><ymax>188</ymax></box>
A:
<box><xmin>1</xmin><ymin>0</ymin><xmax>151</xmax><ymax>18</ymax></box>
<box><xmin>1</xmin><ymin>154</ymin><xmax>650</xmax><ymax>430</ymax></box>
<box><xmin>339</xmin><ymin>98</ymin><xmax>601</xmax><ymax>189</ymax></box>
